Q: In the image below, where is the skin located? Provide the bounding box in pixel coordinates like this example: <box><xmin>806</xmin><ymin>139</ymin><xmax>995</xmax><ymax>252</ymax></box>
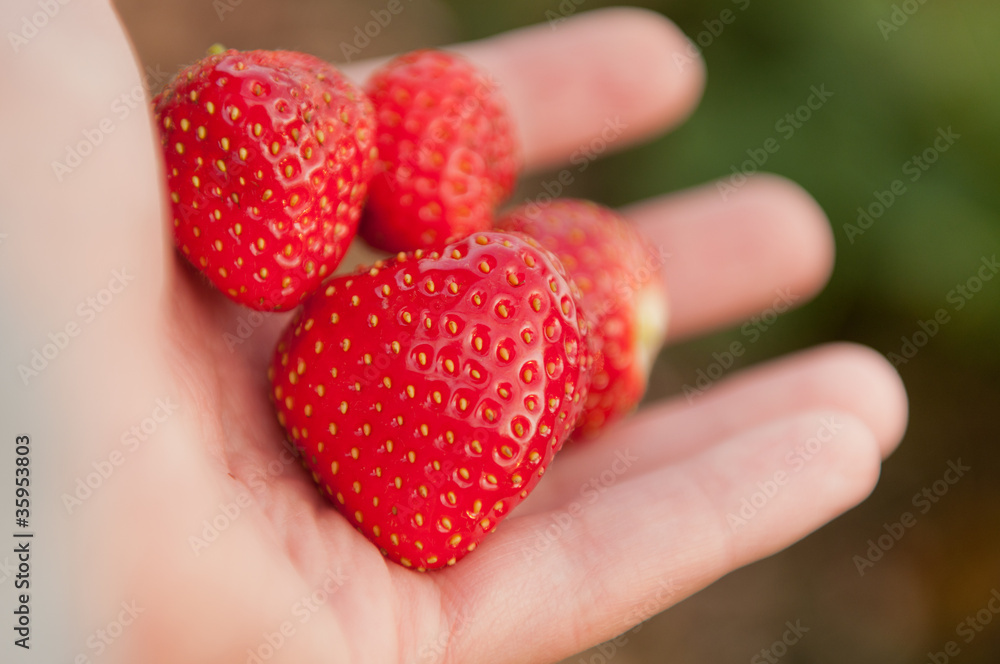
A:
<box><xmin>0</xmin><ymin>3</ymin><xmax>907</xmax><ymax>664</ymax></box>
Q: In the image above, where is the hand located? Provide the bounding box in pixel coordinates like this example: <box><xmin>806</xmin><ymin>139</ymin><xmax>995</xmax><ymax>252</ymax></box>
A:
<box><xmin>0</xmin><ymin>4</ymin><xmax>907</xmax><ymax>664</ymax></box>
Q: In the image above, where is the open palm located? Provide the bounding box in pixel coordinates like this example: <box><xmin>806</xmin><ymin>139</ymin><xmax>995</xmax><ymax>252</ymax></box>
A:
<box><xmin>0</xmin><ymin>3</ymin><xmax>907</xmax><ymax>663</ymax></box>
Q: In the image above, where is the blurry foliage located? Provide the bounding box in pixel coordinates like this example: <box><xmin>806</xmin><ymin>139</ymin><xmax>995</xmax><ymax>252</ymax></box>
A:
<box><xmin>443</xmin><ymin>0</ymin><xmax>1000</xmax><ymax>370</ymax></box>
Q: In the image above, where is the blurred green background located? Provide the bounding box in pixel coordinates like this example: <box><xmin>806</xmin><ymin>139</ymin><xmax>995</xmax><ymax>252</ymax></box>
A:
<box><xmin>116</xmin><ymin>0</ymin><xmax>1000</xmax><ymax>661</ymax></box>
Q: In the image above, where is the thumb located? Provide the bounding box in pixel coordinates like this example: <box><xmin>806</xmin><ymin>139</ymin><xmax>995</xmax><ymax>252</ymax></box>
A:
<box><xmin>0</xmin><ymin>4</ymin><xmax>178</xmax><ymax>660</ymax></box>
<box><xmin>0</xmin><ymin>0</ymin><xmax>171</xmax><ymax>425</ymax></box>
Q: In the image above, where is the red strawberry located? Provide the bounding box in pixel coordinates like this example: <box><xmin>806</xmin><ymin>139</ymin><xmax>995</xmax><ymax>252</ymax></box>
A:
<box><xmin>154</xmin><ymin>49</ymin><xmax>377</xmax><ymax>310</ymax></box>
<box><xmin>269</xmin><ymin>232</ymin><xmax>592</xmax><ymax>569</ymax></box>
<box><xmin>360</xmin><ymin>50</ymin><xmax>520</xmax><ymax>253</ymax></box>
<box><xmin>496</xmin><ymin>199</ymin><xmax>668</xmax><ymax>437</ymax></box>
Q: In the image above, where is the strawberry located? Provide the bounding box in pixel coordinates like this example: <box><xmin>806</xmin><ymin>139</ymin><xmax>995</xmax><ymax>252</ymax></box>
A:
<box><xmin>496</xmin><ymin>199</ymin><xmax>668</xmax><ymax>437</ymax></box>
<box><xmin>269</xmin><ymin>232</ymin><xmax>593</xmax><ymax>569</ymax></box>
<box><xmin>360</xmin><ymin>50</ymin><xmax>520</xmax><ymax>253</ymax></box>
<box><xmin>154</xmin><ymin>49</ymin><xmax>377</xmax><ymax>311</ymax></box>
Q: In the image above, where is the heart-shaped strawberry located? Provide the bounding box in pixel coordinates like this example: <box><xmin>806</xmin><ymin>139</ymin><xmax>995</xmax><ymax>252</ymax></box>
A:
<box><xmin>269</xmin><ymin>232</ymin><xmax>594</xmax><ymax>569</ymax></box>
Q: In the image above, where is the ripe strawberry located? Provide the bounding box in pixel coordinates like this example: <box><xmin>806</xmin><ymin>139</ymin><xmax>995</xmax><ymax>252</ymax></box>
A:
<box><xmin>496</xmin><ymin>199</ymin><xmax>668</xmax><ymax>437</ymax></box>
<box><xmin>154</xmin><ymin>49</ymin><xmax>377</xmax><ymax>310</ymax></box>
<box><xmin>360</xmin><ymin>50</ymin><xmax>520</xmax><ymax>253</ymax></box>
<box><xmin>269</xmin><ymin>232</ymin><xmax>592</xmax><ymax>569</ymax></box>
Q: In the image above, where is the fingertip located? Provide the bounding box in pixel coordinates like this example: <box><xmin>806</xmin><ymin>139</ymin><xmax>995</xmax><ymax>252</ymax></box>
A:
<box><xmin>463</xmin><ymin>6</ymin><xmax>707</xmax><ymax>169</ymax></box>
<box><xmin>736</xmin><ymin>173</ymin><xmax>836</xmax><ymax>299</ymax></box>
<box><xmin>807</xmin><ymin>343</ymin><xmax>910</xmax><ymax>458</ymax></box>
<box><xmin>626</xmin><ymin>174</ymin><xmax>834</xmax><ymax>339</ymax></box>
<box><xmin>716</xmin><ymin>409</ymin><xmax>883</xmax><ymax>560</ymax></box>
<box><xmin>698</xmin><ymin>341</ymin><xmax>911</xmax><ymax>462</ymax></box>
<box><xmin>821</xmin><ymin>411</ymin><xmax>884</xmax><ymax>507</ymax></box>
<box><xmin>573</xmin><ymin>7</ymin><xmax>707</xmax><ymax>135</ymax></box>
<box><xmin>341</xmin><ymin>8</ymin><xmax>707</xmax><ymax>172</ymax></box>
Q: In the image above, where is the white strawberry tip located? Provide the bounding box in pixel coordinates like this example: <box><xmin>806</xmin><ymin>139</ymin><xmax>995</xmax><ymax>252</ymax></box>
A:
<box><xmin>633</xmin><ymin>278</ymin><xmax>669</xmax><ymax>385</ymax></box>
